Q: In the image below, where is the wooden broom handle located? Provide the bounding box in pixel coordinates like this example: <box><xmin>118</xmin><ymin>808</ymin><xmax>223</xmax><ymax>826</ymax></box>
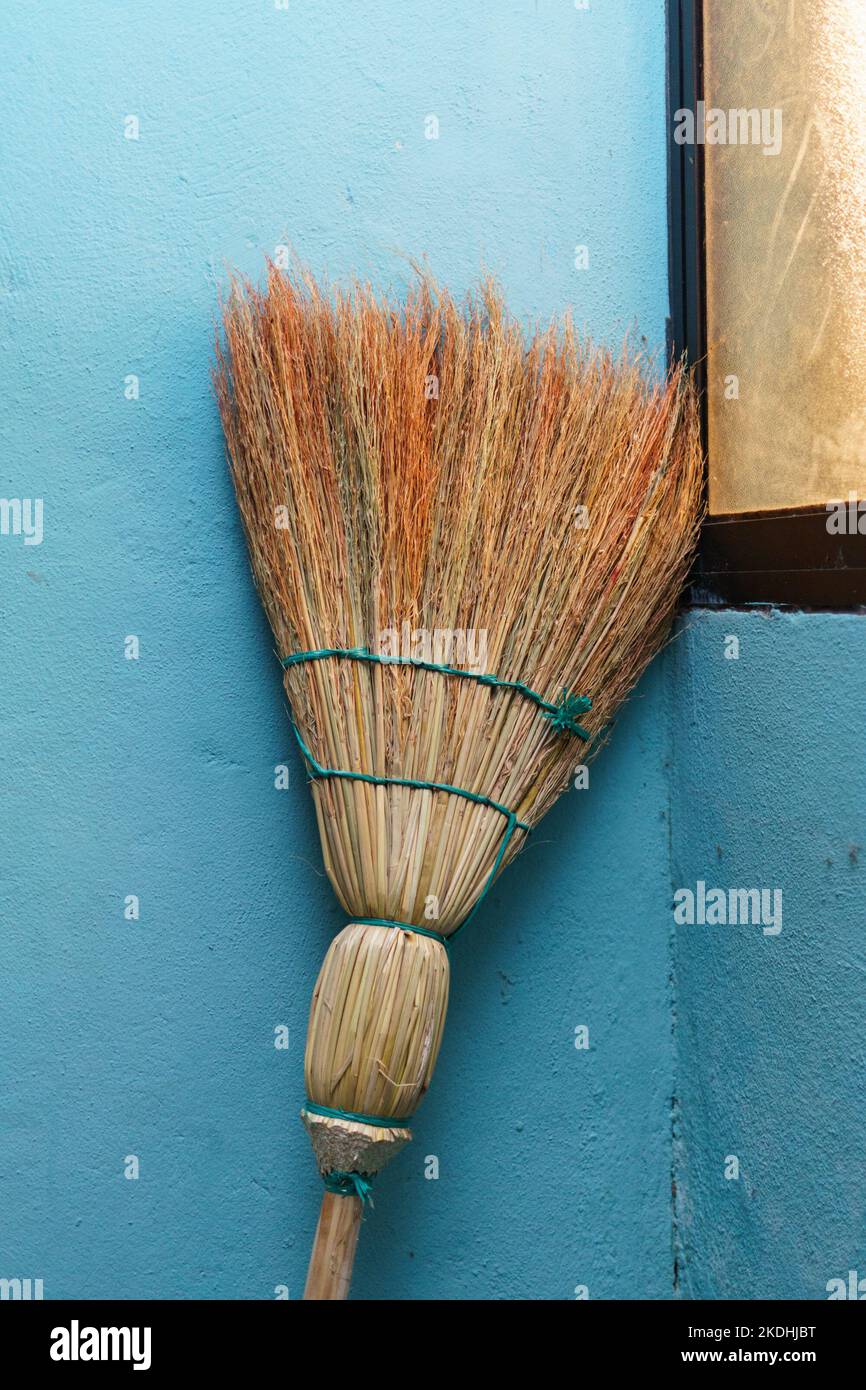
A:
<box><xmin>303</xmin><ymin>1192</ymin><xmax>362</xmax><ymax>1300</ymax></box>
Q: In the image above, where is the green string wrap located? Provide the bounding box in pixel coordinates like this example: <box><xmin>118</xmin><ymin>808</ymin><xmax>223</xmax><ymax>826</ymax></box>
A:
<box><xmin>282</xmin><ymin>646</ymin><xmax>592</xmax><ymax>739</ymax></box>
<box><xmin>352</xmin><ymin>916</ymin><xmax>450</xmax><ymax>947</ymax></box>
<box><xmin>304</xmin><ymin>1100</ymin><xmax>412</xmax><ymax>1129</ymax></box>
<box><xmin>323</xmin><ymin>1170</ymin><xmax>375</xmax><ymax>1204</ymax></box>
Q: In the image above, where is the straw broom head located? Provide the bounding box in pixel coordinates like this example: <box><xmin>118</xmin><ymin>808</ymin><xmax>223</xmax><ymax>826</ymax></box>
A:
<box><xmin>215</xmin><ymin>265</ymin><xmax>703</xmax><ymax>1295</ymax></box>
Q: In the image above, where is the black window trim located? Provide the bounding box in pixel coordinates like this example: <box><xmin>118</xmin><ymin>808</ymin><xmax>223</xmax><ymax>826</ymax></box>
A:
<box><xmin>666</xmin><ymin>0</ymin><xmax>866</xmax><ymax>611</ymax></box>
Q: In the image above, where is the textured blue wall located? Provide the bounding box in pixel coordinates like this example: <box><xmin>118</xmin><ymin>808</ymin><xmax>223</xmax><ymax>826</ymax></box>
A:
<box><xmin>670</xmin><ymin>611</ymin><xmax>866</xmax><ymax>1299</ymax></box>
<box><xmin>0</xmin><ymin>1</ymin><xmax>676</xmax><ymax>1298</ymax></box>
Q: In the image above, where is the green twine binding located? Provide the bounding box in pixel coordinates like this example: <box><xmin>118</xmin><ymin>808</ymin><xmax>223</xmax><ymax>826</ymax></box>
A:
<box><xmin>304</xmin><ymin>1100</ymin><xmax>411</xmax><ymax>1129</ymax></box>
<box><xmin>353</xmin><ymin>916</ymin><xmax>450</xmax><ymax>947</ymax></box>
<box><xmin>282</xmin><ymin>646</ymin><xmax>592</xmax><ymax>739</ymax></box>
<box><xmin>323</xmin><ymin>1170</ymin><xmax>375</xmax><ymax>1204</ymax></box>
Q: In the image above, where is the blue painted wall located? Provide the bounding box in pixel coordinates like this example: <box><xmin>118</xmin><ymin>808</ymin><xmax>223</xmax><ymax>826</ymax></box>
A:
<box><xmin>12</xmin><ymin>0</ymin><xmax>861</xmax><ymax>1309</ymax></box>
<box><xmin>670</xmin><ymin>611</ymin><xmax>866</xmax><ymax>1300</ymax></box>
<box><xmin>0</xmin><ymin>1</ymin><xmax>676</xmax><ymax>1299</ymax></box>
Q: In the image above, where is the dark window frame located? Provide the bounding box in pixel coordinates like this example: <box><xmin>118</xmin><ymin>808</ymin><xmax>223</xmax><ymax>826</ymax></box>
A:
<box><xmin>666</xmin><ymin>0</ymin><xmax>866</xmax><ymax>611</ymax></box>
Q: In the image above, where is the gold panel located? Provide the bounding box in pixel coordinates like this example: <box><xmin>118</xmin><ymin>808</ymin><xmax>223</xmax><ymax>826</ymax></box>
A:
<box><xmin>703</xmin><ymin>0</ymin><xmax>866</xmax><ymax>513</ymax></box>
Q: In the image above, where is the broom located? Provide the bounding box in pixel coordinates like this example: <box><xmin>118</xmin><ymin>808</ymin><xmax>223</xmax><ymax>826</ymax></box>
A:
<box><xmin>214</xmin><ymin>265</ymin><xmax>702</xmax><ymax>1301</ymax></box>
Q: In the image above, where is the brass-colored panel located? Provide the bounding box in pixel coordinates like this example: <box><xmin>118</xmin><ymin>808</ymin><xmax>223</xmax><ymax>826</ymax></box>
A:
<box><xmin>703</xmin><ymin>0</ymin><xmax>866</xmax><ymax>513</ymax></box>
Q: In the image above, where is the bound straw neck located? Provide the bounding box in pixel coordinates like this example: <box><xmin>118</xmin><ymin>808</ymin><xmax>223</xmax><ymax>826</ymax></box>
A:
<box><xmin>304</xmin><ymin>1099</ymin><xmax>413</xmax><ymax>1129</ymax></box>
<box><xmin>351</xmin><ymin>916</ymin><xmax>450</xmax><ymax>947</ymax></box>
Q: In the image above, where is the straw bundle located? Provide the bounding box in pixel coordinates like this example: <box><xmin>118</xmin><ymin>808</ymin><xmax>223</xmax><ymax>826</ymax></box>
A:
<box><xmin>215</xmin><ymin>265</ymin><xmax>702</xmax><ymax>1300</ymax></box>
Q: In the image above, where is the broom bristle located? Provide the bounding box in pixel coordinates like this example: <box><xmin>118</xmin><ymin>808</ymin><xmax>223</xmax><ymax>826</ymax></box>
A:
<box><xmin>215</xmin><ymin>266</ymin><xmax>703</xmax><ymax>1176</ymax></box>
